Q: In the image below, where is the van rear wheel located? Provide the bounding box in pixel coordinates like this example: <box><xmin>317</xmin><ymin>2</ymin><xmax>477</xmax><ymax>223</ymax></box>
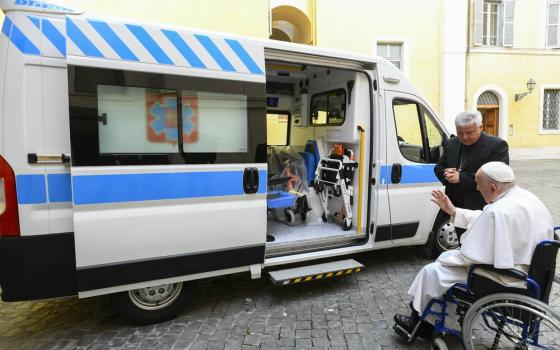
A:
<box><xmin>111</xmin><ymin>281</ymin><xmax>196</xmax><ymax>325</ymax></box>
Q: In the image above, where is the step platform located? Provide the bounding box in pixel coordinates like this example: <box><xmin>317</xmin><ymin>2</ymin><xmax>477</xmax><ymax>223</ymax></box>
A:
<box><xmin>268</xmin><ymin>259</ymin><xmax>363</xmax><ymax>285</ymax></box>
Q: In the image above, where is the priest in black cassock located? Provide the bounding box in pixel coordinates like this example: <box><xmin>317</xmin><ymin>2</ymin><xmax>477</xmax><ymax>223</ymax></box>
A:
<box><xmin>434</xmin><ymin>110</ymin><xmax>509</xmax><ymax>210</ymax></box>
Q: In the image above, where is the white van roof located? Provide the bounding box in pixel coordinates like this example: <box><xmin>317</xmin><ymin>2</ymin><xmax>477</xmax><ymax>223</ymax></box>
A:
<box><xmin>0</xmin><ymin>0</ymin><xmax>82</xmax><ymax>15</ymax></box>
<box><xmin>0</xmin><ymin>0</ymin><xmax>411</xmax><ymax>93</ymax></box>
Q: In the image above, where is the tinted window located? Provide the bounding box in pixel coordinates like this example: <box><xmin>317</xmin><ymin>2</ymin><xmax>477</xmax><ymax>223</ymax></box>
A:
<box><xmin>393</xmin><ymin>99</ymin><xmax>425</xmax><ymax>163</ymax></box>
<box><xmin>68</xmin><ymin>66</ymin><xmax>266</xmax><ymax>166</ymax></box>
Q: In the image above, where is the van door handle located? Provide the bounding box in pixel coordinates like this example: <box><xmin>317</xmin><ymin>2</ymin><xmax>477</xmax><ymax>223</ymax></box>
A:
<box><xmin>391</xmin><ymin>163</ymin><xmax>402</xmax><ymax>184</ymax></box>
<box><xmin>243</xmin><ymin>167</ymin><xmax>259</xmax><ymax>194</ymax></box>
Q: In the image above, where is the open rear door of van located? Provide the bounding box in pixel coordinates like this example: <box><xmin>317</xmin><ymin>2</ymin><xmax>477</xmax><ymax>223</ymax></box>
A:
<box><xmin>64</xmin><ymin>16</ymin><xmax>268</xmax><ymax>296</ymax></box>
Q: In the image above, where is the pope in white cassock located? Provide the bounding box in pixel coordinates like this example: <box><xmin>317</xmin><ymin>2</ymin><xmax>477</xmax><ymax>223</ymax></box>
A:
<box><xmin>393</xmin><ymin>161</ymin><xmax>554</xmax><ymax>339</ymax></box>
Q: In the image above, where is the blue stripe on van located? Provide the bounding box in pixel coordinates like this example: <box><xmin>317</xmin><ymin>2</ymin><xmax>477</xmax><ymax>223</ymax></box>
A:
<box><xmin>16</xmin><ymin>175</ymin><xmax>47</xmax><ymax>204</ymax></box>
<box><xmin>5</xmin><ymin>17</ymin><xmax>40</xmax><ymax>55</ymax></box>
<box><xmin>67</xmin><ymin>18</ymin><xmax>104</xmax><ymax>58</ymax></box>
<box><xmin>89</xmin><ymin>19</ymin><xmax>138</xmax><ymax>61</ymax></box>
<box><xmin>126</xmin><ymin>24</ymin><xmax>173</xmax><ymax>65</ymax></box>
<box><xmin>73</xmin><ymin>170</ymin><xmax>267</xmax><ymax>205</ymax></box>
<box><xmin>225</xmin><ymin>39</ymin><xmax>263</xmax><ymax>75</ymax></box>
<box><xmin>27</xmin><ymin>15</ymin><xmax>41</xmax><ymax>29</ymax></box>
<box><xmin>195</xmin><ymin>34</ymin><xmax>236</xmax><ymax>72</ymax></box>
<box><xmin>42</xmin><ymin>18</ymin><xmax>66</xmax><ymax>56</ymax></box>
<box><xmin>161</xmin><ymin>29</ymin><xmax>206</xmax><ymax>69</ymax></box>
<box><xmin>1</xmin><ymin>16</ymin><xmax>12</xmax><ymax>37</ymax></box>
<box><xmin>380</xmin><ymin>164</ymin><xmax>439</xmax><ymax>185</ymax></box>
<box><xmin>47</xmin><ymin>174</ymin><xmax>72</xmax><ymax>203</ymax></box>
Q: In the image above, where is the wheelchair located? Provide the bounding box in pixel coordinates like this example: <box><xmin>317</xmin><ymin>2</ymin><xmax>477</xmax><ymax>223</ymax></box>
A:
<box><xmin>395</xmin><ymin>226</ymin><xmax>560</xmax><ymax>349</ymax></box>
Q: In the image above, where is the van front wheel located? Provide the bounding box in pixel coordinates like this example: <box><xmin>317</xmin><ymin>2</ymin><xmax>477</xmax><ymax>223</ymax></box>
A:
<box><xmin>111</xmin><ymin>281</ymin><xmax>196</xmax><ymax>325</ymax></box>
<box><xmin>429</xmin><ymin>211</ymin><xmax>460</xmax><ymax>258</ymax></box>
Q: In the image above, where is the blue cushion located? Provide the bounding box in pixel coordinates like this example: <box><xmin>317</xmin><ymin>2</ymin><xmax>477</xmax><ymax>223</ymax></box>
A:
<box><xmin>267</xmin><ymin>190</ymin><xmax>297</xmax><ymax>209</ymax></box>
<box><xmin>299</xmin><ymin>151</ymin><xmax>315</xmax><ymax>184</ymax></box>
<box><xmin>304</xmin><ymin>140</ymin><xmax>321</xmax><ymax>183</ymax></box>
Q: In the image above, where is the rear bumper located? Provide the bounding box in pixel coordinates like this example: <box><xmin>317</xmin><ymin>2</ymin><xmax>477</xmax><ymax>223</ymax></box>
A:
<box><xmin>0</xmin><ymin>232</ymin><xmax>77</xmax><ymax>301</ymax></box>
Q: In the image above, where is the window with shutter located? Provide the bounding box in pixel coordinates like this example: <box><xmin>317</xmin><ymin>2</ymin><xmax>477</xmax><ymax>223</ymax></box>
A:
<box><xmin>542</xmin><ymin>89</ymin><xmax>560</xmax><ymax>132</ymax></box>
<box><xmin>547</xmin><ymin>2</ymin><xmax>560</xmax><ymax>48</ymax></box>
<box><xmin>377</xmin><ymin>43</ymin><xmax>403</xmax><ymax>70</ymax></box>
<box><xmin>475</xmin><ymin>0</ymin><xmax>515</xmax><ymax>47</ymax></box>
<box><xmin>474</xmin><ymin>0</ymin><xmax>484</xmax><ymax>45</ymax></box>
<box><xmin>502</xmin><ymin>0</ymin><xmax>515</xmax><ymax>46</ymax></box>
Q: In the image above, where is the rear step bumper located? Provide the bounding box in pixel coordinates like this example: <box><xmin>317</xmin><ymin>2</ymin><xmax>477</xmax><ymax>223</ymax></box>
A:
<box><xmin>268</xmin><ymin>259</ymin><xmax>363</xmax><ymax>285</ymax></box>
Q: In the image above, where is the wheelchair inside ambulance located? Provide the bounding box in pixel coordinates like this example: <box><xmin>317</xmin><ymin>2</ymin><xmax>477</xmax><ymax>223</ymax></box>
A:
<box><xmin>261</xmin><ymin>61</ymin><xmax>371</xmax><ymax>257</ymax></box>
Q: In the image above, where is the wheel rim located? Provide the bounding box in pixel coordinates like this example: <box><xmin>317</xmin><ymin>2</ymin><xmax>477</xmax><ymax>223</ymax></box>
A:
<box><xmin>463</xmin><ymin>294</ymin><xmax>560</xmax><ymax>349</ymax></box>
<box><xmin>436</xmin><ymin>220</ymin><xmax>460</xmax><ymax>250</ymax></box>
<box><xmin>128</xmin><ymin>282</ymin><xmax>183</xmax><ymax>311</ymax></box>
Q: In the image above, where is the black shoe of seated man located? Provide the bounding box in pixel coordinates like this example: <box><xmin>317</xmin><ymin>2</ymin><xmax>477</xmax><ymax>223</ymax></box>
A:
<box><xmin>393</xmin><ymin>313</ymin><xmax>434</xmax><ymax>341</ymax></box>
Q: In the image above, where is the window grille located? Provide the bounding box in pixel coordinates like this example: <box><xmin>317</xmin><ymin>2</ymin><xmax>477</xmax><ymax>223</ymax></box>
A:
<box><xmin>543</xmin><ymin>89</ymin><xmax>560</xmax><ymax>131</ymax></box>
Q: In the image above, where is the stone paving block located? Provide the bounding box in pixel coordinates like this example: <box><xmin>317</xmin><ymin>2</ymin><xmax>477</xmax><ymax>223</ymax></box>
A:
<box><xmin>242</xmin><ymin>334</ymin><xmax>261</xmax><ymax>347</ymax></box>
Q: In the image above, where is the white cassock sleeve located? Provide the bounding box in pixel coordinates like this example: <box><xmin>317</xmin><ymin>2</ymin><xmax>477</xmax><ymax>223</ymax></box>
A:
<box><xmin>452</xmin><ymin>208</ymin><xmax>482</xmax><ymax>230</ymax></box>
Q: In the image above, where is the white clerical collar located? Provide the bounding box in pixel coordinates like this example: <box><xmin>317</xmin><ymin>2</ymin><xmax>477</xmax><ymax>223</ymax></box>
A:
<box><xmin>489</xmin><ymin>185</ymin><xmax>517</xmax><ymax>204</ymax></box>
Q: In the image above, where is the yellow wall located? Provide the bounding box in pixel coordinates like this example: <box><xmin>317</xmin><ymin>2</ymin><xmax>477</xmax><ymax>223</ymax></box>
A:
<box><xmin>315</xmin><ymin>0</ymin><xmax>443</xmax><ymax>115</ymax></box>
<box><xmin>468</xmin><ymin>53</ymin><xmax>560</xmax><ymax>147</ymax></box>
<box><xmin>67</xmin><ymin>0</ymin><xmax>269</xmax><ymax>38</ymax></box>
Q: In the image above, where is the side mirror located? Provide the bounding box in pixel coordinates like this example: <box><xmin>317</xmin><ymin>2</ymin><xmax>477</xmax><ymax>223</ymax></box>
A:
<box><xmin>429</xmin><ymin>146</ymin><xmax>442</xmax><ymax>163</ymax></box>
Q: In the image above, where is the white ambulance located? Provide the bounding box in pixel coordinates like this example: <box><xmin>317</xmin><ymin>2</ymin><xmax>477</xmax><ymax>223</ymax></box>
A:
<box><xmin>0</xmin><ymin>0</ymin><xmax>452</xmax><ymax>324</ymax></box>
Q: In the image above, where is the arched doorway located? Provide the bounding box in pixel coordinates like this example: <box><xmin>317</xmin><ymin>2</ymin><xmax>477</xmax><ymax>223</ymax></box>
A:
<box><xmin>270</xmin><ymin>5</ymin><xmax>312</xmax><ymax>44</ymax></box>
<box><xmin>477</xmin><ymin>91</ymin><xmax>500</xmax><ymax>136</ymax></box>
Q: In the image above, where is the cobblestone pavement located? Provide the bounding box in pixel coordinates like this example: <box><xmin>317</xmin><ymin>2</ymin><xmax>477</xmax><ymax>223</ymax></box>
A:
<box><xmin>1</xmin><ymin>160</ymin><xmax>559</xmax><ymax>350</ymax></box>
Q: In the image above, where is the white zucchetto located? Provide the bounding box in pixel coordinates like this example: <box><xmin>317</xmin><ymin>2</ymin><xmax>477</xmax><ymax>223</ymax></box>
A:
<box><xmin>480</xmin><ymin>161</ymin><xmax>515</xmax><ymax>183</ymax></box>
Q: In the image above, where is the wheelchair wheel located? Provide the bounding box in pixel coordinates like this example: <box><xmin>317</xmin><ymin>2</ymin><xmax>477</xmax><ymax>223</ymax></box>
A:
<box><xmin>462</xmin><ymin>293</ymin><xmax>560</xmax><ymax>349</ymax></box>
<box><xmin>549</xmin><ymin>274</ymin><xmax>560</xmax><ymax>314</ymax></box>
<box><xmin>431</xmin><ymin>336</ymin><xmax>448</xmax><ymax>350</ymax></box>
<box><xmin>284</xmin><ymin>208</ymin><xmax>295</xmax><ymax>226</ymax></box>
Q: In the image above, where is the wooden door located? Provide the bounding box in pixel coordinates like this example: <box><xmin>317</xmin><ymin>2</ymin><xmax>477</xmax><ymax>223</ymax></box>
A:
<box><xmin>478</xmin><ymin>108</ymin><xmax>499</xmax><ymax>136</ymax></box>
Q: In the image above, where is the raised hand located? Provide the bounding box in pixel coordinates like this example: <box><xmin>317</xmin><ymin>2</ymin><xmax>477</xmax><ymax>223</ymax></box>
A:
<box><xmin>431</xmin><ymin>189</ymin><xmax>456</xmax><ymax>216</ymax></box>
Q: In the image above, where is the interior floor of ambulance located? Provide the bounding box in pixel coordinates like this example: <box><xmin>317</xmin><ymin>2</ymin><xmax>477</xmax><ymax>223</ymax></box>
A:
<box><xmin>264</xmin><ymin>60</ymin><xmax>367</xmax><ymax>257</ymax></box>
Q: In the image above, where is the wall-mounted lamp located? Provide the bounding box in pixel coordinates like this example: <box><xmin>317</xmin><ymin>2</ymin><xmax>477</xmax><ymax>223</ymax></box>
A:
<box><xmin>514</xmin><ymin>78</ymin><xmax>536</xmax><ymax>102</ymax></box>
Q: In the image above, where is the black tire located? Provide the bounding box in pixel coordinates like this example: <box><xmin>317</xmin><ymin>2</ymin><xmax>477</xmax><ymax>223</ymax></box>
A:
<box><xmin>321</xmin><ymin>213</ymin><xmax>328</xmax><ymax>222</ymax></box>
<box><xmin>301</xmin><ymin>211</ymin><xmax>308</xmax><ymax>222</ymax></box>
<box><xmin>342</xmin><ymin>218</ymin><xmax>352</xmax><ymax>231</ymax></box>
<box><xmin>428</xmin><ymin>211</ymin><xmax>460</xmax><ymax>258</ymax></box>
<box><xmin>111</xmin><ymin>281</ymin><xmax>196</xmax><ymax>325</ymax></box>
<box><xmin>333</xmin><ymin>186</ymin><xmax>342</xmax><ymax>197</ymax></box>
<box><xmin>431</xmin><ymin>336</ymin><xmax>448</xmax><ymax>350</ymax></box>
<box><xmin>285</xmin><ymin>208</ymin><xmax>295</xmax><ymax>226</ymax></box>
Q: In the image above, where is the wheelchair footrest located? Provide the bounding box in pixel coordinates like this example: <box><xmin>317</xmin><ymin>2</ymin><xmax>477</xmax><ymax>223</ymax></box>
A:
<box><xmin>393</xmin><ymin>324</ymin><xmax>415</xmax><ymax>343</ymax></box>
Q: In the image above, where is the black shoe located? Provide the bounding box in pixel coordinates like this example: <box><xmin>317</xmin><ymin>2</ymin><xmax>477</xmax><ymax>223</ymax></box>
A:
<box><xmin>393</xmin><ymin>313</ymin><xmax>434</xmax><ymax>341</ymax></box>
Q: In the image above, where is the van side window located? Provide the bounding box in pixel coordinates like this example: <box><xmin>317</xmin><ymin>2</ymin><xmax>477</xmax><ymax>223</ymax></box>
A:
<box><xmin>68</xmin><ymin>66</ymin><xmax>266</xmax><ymax>166</ymax></box>
<box><xmin>310</xmin><ymin>89</ymin><xmax>346</xmax><ymax>126</ymax></box>
<box><xmin>393</xmin><ymin>99</ymin><xmax>425</xmax><ymax>163</ymax></box>
<box><xmin>98</xmin><ymin>86</ymin><xmax>179</xmax><ymax>154</ymax></box>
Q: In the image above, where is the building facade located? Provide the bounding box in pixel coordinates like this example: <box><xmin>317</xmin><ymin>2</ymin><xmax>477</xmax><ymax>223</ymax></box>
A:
<box><xmin>1</xmin><ymin>0</ymin><xmax>559</xmax><ymax>156</ymax></box>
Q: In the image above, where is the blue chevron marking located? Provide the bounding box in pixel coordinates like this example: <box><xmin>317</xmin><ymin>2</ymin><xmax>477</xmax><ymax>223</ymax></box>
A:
<box><xmin>67</xmin><ymin>19</ymin><xmax>104</xmax><ymax>58</ymax></box>
<box><xmin>89</xmin><ymin>20</ymin><xmax>138</xmax><ymax>61</ymax></box>
<box><xmin>195</xmin><ymin>34</ymin><xmax>235</xmax><ymax>72</ymax></box>
<box><xmin>42</xmin><ymin>18</ymin><xmax>66</xmax><ymax>56</ymax></box>
<box><xmin>6</xmin><ymin>17</ymin><xmax>40</xmax><ymax>55</ymax></box>
<box><xmin>126</xmin><ymin>24</ymin><xmax>173</xmax><ymax>65</ymax></box>
<box><xmin>161</xmin><ymin>29</ymin><xmax>206</xmax><ymax>69</ymax></box>
<box><xmin>225</xmin><ymin>39</ymin><xmax>263</xmax><ymax>75</ymax></box>
<box><xmin>27</xmin><ymin>15</ymin><xmax>41</xmax><ymax>29</ymax></box>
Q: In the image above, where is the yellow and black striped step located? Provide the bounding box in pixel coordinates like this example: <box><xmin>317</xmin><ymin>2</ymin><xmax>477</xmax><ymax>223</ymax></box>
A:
<box><xmin>268</xmin><ymin>259</ymin><xmax>363</xmax><ymax>286</ymax></box>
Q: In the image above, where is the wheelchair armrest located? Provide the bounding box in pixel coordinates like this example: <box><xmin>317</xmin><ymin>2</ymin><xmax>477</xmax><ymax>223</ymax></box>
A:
<box><xmin>468</xmin><ymin>264</ymin><xmax>528</xmax><ymax>283</ymax></box>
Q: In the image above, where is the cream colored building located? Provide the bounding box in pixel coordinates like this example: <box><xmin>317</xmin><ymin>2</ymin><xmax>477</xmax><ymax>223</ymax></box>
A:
<box><xmin>1</xmin><ymin>0</ymin><xmax>559</xmax><ymax>157</ymax></box>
